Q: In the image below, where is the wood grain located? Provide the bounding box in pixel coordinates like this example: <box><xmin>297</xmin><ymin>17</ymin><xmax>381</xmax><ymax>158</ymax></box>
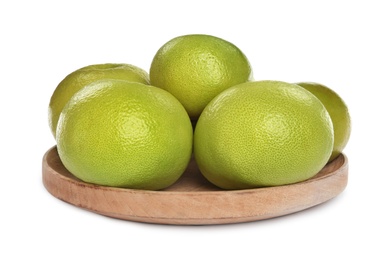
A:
<box><xmin>42</xmin><ymin>146</ymin><xmax>348</xmax><ymax>225</ymax></box>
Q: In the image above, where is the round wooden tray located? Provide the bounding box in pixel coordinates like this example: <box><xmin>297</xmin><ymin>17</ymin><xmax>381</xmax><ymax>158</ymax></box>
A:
<box><xmin>42</xmin><ymin>146</ymin><xmax>348</xmax><ymax>225</ymax></box>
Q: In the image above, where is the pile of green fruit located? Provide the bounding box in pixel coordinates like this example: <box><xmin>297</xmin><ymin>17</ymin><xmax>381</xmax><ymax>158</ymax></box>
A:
<box><xmin>48</xmin><ymin>34</ymin><xmax>351</xmax><ymax>190</ymax></box>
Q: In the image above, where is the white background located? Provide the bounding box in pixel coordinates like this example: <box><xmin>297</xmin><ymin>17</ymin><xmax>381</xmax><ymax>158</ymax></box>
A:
<box><xmin>1</xmin><ymin>0</ymin><xmax>390</xmax><ymax>259</ymax></box>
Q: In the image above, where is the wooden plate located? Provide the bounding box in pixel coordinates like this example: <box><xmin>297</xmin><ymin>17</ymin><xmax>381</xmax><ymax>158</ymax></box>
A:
<box><xmin>42</xmin><ymin>146</ymin><xmax>348</xmax><ymax>225</ymax></box>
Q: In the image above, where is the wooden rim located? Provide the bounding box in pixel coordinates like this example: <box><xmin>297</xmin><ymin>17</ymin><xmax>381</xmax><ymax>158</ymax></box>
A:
<box><xmin>42</xmin><ymin>146</ymin><xmax>348</xmax><ymax>225</ymax></box>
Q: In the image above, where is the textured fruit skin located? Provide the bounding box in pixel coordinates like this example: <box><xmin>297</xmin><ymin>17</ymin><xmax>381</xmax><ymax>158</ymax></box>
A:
<box><xmin>149</xmin><ymin>34</ymin><xmax>252</xmax><ymax>119</ymax></box>
<box><xmin>296</xmin><ymin>82</ymin><xmax>351</xmax><ymax>162</ymax></box>
<box><xmin>194</xmin><ymin>80</ymin><xmax>334</xmax><ymax>189</ymax></box>
<box><xmin>49</xmin><ymin>63</ymin><xmax>150</xmax><ymax>137</ymax></box>
<box><xmin>56</xmin><ymin>80</ymin><xmax>193</xmax><ymax>190</ymax></box>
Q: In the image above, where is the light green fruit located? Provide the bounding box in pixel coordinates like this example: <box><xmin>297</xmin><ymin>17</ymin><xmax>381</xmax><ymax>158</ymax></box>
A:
<box><xmin>56</xmin><ymin>79</ymin><xmax>193</xmax><ymax>190</ymax></box>
<box><xmin>296</xmin><ymin>82</ymin><xmax>351</xmax><ymax>162</ymax></box>
<box><xmin>49</xmin><ymin>63</ymin><xmax>150</xmax><ymax>137</ymax></box>
<box><xmin>194</xmin><ymin>80</ymin><xmax>334</xmax><ymax>189</ymax></box>
<box><xmin>150</xmin><ymin>34</ymin><xmax>252</xmax><ymax>119</ymax></box>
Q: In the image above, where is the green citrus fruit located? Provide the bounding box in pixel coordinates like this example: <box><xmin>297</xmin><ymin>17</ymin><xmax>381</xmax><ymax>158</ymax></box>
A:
<box><xmin>49</xmin><ymin>63</ymin><xmax>150</xmax><ymax>137</ymax></box>
<box><xmin>149</xmin><ymin>34</ymin><xmax>252</xmax><ymax>119</ymax></box>
<box><xmin>296</xmin><ymin>82</ymin><xmax>351</xmax><ymax>162</ymax></box>
<box><xmin>56</xmin><ymin>79</ymin><xmax>193</xmax><ymax>190</ymax></box>
<box><xmin>194</xmin><ymin>80</ymin><xmax>334</xmax><ymax>189</ymax></box>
